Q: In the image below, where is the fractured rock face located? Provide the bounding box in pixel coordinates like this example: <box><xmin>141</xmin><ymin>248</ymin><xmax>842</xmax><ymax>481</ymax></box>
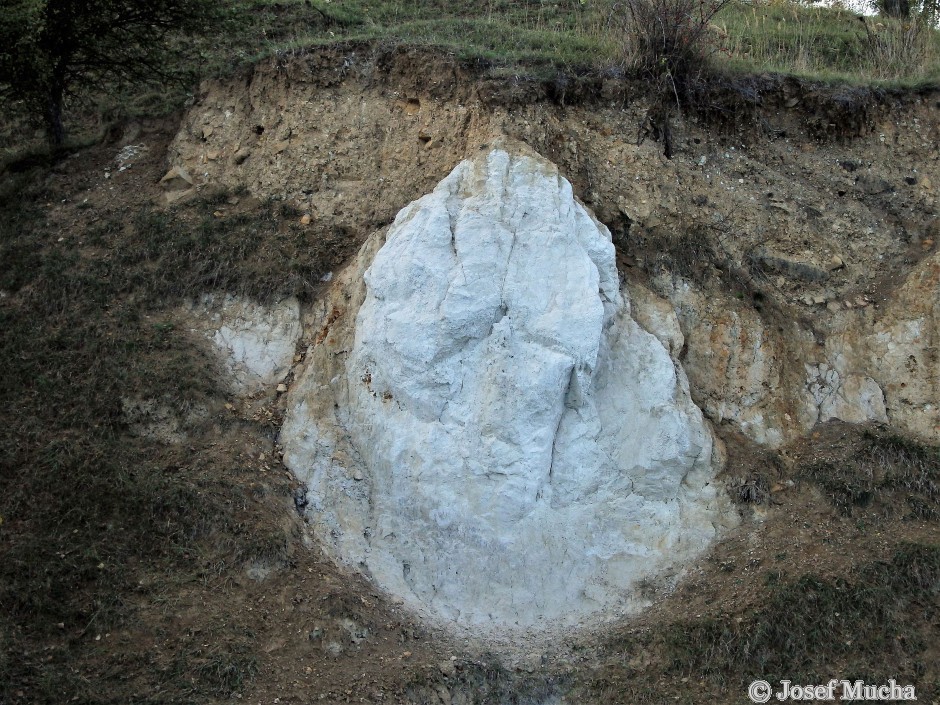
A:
<box><xmin>281</xmin><ymin>148</ymin><xmax>733</xmax><ymax>635</ymax></box>
<box><xmin>656</xmin><ymin>274</ymin><xmax>793</xmax><ymax>447</ymax></box>
<box><xmin>865</xmin><ymin>251</ymin><xmax>940</xmax><ymax>441</ymax></box>
<box><xmin>651</xmin><ymin>258</ymin><xmax>937</xmax><ymax>449</ymax></box>
<box><xmin>184</xmin><ymin>294</ymin><xmax>301</xmax><ymax>395</ymax></box>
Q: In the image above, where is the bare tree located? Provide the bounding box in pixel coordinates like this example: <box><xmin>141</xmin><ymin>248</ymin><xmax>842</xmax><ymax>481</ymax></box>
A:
<box><xmin>0</xmin><ymin>0</ymin><xmax>219</xmax><ymax>146</ymax></box>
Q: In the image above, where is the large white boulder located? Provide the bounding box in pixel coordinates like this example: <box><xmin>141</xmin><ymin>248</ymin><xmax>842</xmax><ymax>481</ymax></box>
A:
<box><xmin>281</xmin><ymin>148</ymin><xmax>732</xmax><ymax>636</ymax></box>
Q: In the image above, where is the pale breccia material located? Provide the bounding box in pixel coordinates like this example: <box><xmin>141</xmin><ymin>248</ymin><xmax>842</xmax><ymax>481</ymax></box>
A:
<box><xmin>185</xmin><ymin>294</ymin><xmax>301</xmax><ymax>395</ymax></box>
<box><xmin>281</xmin><ymin>148</ymin><xmax>733</xmax><ymax>635</ymax></box>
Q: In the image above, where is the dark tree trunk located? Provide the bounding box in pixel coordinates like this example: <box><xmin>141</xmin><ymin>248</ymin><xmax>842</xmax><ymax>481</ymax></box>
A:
<box><xmin>44</xmin><ymin>88</ymin><xmax>65</xmax><ymax>147</ymax></box>
<box><xmin>43</xmin><ymin>51</ymin><xmax>71</xmax><ymax>148</ymax></box>
<box><xmin>882</xmin><ymin>0</ymin><xmax>911</xmax><ymax>18</ymax></box>
<box><xmin>44</xmin><ymin>61</ymin><xmax>68</xmax><ymax>147</ymax></box>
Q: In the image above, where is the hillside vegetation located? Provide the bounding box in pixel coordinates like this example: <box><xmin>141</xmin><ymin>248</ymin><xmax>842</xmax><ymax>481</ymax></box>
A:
<box><xmin>2</xmin><ymin>0</ymin><xmax>940</xmax><ymax>155</ymax></box>
<box><xmin>219</xmin><ymin>0</ymin><xmax>940</xmax><ymax>82</ymax></box>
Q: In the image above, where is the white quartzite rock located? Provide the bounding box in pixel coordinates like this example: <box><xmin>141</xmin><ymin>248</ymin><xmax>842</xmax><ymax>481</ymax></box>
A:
<box><xmin>185</xmin><ymin>294</ymin><xmax>301</xmax><ymax>395</ymax></box>
<box><xmin>281</xmin><ymin>148</ymin><xmax>732</xmax><ymax>635</ymax></box>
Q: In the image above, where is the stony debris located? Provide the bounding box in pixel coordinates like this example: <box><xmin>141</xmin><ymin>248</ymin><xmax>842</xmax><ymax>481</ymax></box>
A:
<box><xmin>114</xmin><ymin>143</ymin><xmax>148</xmax><ymax>172</ymax></box>
<box><xmin>159</xmin><ymin>164</ymin><xmax>196</xmax><ymax>204</ymax></box>
<box><xmin>159</xmin><ymin>165</ymin><xmax>194</xmax><ymax>190</ymax></box>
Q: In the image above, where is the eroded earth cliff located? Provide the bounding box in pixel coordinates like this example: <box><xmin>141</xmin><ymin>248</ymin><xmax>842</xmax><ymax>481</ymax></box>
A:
<box><xmin>167</xmin><ymin>49</ymin><xmax>940</xmax><ymax>692</ymax></box>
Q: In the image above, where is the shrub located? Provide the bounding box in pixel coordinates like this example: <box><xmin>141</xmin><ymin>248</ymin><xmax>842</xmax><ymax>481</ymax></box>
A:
<box><xmin>613</xmin><ymin>0</ymin><xmax>732</xmax><ymax>102</ymax></box>
<box><xmin>860</xmin><ymin>15</ymin><xmax>938</xmax><ymax>80</ymax></box>
<box><xmin>608</xmin><ymin>0</ymin><xmax>731</xmax><ymax>157</ymax></box>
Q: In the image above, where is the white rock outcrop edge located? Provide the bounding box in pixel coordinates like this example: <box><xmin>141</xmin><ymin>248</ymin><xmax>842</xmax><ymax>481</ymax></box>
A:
<box><xmin>281</xmin><ymin>147</ymin><xmax>734</xmax><ymax>636</ymax></box>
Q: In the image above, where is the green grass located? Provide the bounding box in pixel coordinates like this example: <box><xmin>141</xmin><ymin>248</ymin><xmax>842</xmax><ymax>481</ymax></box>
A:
<box><xmin>221</xmin><ymin>0</ymin><xmax>618</xmax><ymax>71</ymax></box>
<box><xmin>715</xmin><ymin>1</ymin><xmax>940</xmax><ymax>84</ymax></box>
<box><xmin>217</xmin><ymin>0</ymin><xmax>940</xmax><ymax>83</ymax></box>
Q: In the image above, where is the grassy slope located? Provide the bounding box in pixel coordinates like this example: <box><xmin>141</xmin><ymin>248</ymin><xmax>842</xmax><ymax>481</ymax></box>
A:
<box><xmin>0</xmin><ymin>156</ymin><xmax>348</xmax><ymax>701</ymax></box>
<box><xmin>225</xmin><ymin>0</ymin><xmax>940</xmax><ymax>82</ymax></box>
<box><xmin>716</xmin><ymin>1</ymin><xmax>940</xmax><ymax>84</ymax></box>
<box><xmin>3</xmin><ymin>0</ymin><xmax>939</xmax><ymax>153</ymax></box>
